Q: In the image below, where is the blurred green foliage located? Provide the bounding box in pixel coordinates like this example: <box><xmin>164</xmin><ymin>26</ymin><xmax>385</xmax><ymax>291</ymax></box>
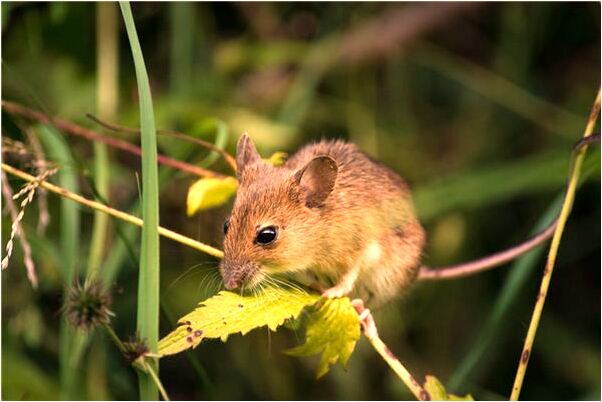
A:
<box><xmin>1</xmin><ymin>3</ymin><xmax>599</xmax><ymax>400</ymax></box>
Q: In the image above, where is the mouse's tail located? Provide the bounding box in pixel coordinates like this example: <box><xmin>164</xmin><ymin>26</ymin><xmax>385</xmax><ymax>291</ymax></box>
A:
<box><xmin>418</xmin><ymin>218</ymin><xmax>557</xmax><ymax>281</ymax></box>
<box><xmin>418</xmin><ymin>132</ymin><xmax>600</xmax><ymax>282</ymax></box>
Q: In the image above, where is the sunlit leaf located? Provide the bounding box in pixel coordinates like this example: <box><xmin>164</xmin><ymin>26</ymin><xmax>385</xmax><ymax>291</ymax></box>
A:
<box><xmin>423</xmin><ymin>375</ymin><xmax>473</xmax><ymax>401</ymax></box>
<box><xmin>285</xmin><ymin>297</ymin><xmax>360</xmax><ymax>379</ymax></box>
<box><xmin>186</xmin><ymin>176</ymin><xmax>238</xmax><ymax>216</ymax></box>
<box><xmin>158</xmin><ymin>287</ymin><xmax>319</xmax><ymax>356</ymax></box>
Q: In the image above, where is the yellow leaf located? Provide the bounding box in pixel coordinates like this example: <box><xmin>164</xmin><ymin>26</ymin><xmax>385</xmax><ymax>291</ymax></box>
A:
<box><xmin>159</xmin><ymin>287</ymin><xmax>319</xmax><ymax>356</ymax></box>
<box><xmin>186</xmin><ymin>176</ymin><xmax>238</xmax><ymax>216</ymax></box>
<box><xmin>264</xmin><ymin>151</ymin><xmax>288</xmax><ymax>167</ymax></box>
<box><xmin>423</xmin><ymin>375</ymin><xmax>473</xmax><ymax>401</ymax></box>
<box><xmin>285</xmin><ymin>297</ymin><xmax>360</xmax><ymax>378</ymax></box>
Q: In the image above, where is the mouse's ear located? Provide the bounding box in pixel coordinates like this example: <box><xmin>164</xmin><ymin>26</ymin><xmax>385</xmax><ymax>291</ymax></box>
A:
<box><xmin>236</xmin><ymin>133</ymin><xmax>261</xmax><ymax>179</ymax></box>
<box><xmin>292</xmin><ymin>156</ymin><xmax>338</xmax><ymax>208</ymax></box>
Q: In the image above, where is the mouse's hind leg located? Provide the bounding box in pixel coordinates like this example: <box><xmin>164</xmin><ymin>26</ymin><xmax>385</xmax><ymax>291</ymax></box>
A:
<box><xmin>357</xmin><ymin>223</ymin><xmax>425</xmax><ymax>305</ymax></box>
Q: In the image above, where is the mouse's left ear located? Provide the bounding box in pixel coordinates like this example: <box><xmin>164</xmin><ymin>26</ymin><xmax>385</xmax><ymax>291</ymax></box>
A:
<box><xmin>236</xmin><ymin>133</ymin><xmax>261</xmax><ymax>179</ymax></box>
<box><xmin>292</xmin><ymin>156</ymin><xmax>338</xmax><ymax>208</ymax></box>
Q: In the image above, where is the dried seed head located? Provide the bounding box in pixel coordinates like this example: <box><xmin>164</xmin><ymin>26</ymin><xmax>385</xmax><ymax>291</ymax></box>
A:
<box><xmin>63</xmin><ymin>280</ymin><xmax>113</xmax><ymax>330</ymax></box>
<box><xmin>123</xmin><ymin>334</ymin><xmax>150</xmax><ymax>364</ymax></box>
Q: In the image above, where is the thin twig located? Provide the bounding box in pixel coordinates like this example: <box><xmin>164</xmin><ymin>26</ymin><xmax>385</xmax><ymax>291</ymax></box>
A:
<box><xmin>1</xmin><ymin>171</ymin><xmax>38</xmax><ymax>287</ymax></box>
<box><xmin>354</xmin><ymin>301</ymin><xmax>429</xmax><ymax>400</ymax></box>
<box><xmin>142</xmin><ymin>359</ymin><xmax>171</xmax><ymax>401</ymax></box>
<box><xmin>2</xmin><ymin>163</ymin><xmax>224</xmax><ymax>259</ymax></box>
<box><xmin>1</xmin><ymin>99</ymin><xmax>225</xmax><ymax>178</ymax></box>
<box><xmin>103</xmin><ymin>323</ymin><xmax>127</xmax><ymax>354</ymax></box>
<box><xmin>510</xmin><ymin>89</ymin><xmax>601</xmax><ymax>400</ymax></box>
<box><xmin>86</xmin><ymin>113</ymin><xmax>238</xmax><ymax>171</ymax></box>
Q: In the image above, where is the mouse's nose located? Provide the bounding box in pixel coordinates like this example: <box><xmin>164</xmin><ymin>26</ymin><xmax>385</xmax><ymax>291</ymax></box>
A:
<box><xmin>219</xmin><ymin>260</ymin><xmax>255</xmax><ymax>290</ymax></box>
<box><xmin>223</xmin><ymin>275</ymin><xmax>241</xmax><ymax>290</ymax></box>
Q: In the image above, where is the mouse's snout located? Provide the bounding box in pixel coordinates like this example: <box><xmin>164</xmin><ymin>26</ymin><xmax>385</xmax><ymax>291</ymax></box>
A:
<box><xmin>219</xmin><ymin>259</ymin><xmax>259</xmax><ymax>290</ymax></box>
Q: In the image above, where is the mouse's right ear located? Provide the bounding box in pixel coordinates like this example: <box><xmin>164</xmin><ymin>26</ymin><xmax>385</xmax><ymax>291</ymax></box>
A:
<box><xmin>292</xmin><ymin>156</ymin><xmax>338</xmax><ymax>208</ymax></box>
<box><xmin>236</xmin><ymin>133</ymin><xmax>261</xmax><ymax>179</ymax></box>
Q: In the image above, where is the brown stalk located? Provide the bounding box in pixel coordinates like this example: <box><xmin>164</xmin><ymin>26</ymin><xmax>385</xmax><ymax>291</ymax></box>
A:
<box><xmin>1</xmin><ymin>100</ymin><xmax>225</xmax><ymax>179</ymax></box>
<box><xmin>85</xmin><ymin>113</ymin><xmax>237</xmax><ymax>171</ymax></box>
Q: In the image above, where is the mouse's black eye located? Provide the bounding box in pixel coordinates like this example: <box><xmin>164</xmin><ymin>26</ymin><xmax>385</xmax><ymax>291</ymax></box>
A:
<box><xmin>223</xmin><ymin>219</ymin><xmax>230</xmax><ymax>235</ymax></box>
<box><xmin>255</xmin><ymin>226</ymin><xmax>277</xmax><ymax>245</ymax></box>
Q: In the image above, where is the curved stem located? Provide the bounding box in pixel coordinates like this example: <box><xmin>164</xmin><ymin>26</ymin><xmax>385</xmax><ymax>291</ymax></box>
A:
<box><xmin>510</xmin><ymin>88</ymin><xmax>600</xmax><ymax>400</ymax></box>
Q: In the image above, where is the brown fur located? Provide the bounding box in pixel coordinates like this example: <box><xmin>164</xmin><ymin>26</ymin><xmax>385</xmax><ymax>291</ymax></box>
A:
<box><xmin>220</xmin><ymin>134</ymin><xmax>425</xmax><ymax>306</ymax></box>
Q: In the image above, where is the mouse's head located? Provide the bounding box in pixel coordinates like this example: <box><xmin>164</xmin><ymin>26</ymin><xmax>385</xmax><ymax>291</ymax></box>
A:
<box><xmin>219</xmin><ymin>134</ymin><xmax>337</xmax><ymax>290</ymax></box>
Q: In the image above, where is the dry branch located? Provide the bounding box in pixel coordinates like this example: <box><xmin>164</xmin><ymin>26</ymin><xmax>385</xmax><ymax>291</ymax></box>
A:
<box><xmin>1</xmin><ymin>100</ymin><xmax>224</xmax><ymax>178</ymax></box>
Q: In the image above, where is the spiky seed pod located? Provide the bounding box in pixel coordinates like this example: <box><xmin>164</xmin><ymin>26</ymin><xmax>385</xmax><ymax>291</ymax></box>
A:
<box><xmin>123</xmin><ymin>334</ymin><xmax>150</xmax><ymax>364</ymax></box>
<box><xmin>63</xmin><ymin>280</ymin><xmax>113</xmax><ymax>330</ymax></box>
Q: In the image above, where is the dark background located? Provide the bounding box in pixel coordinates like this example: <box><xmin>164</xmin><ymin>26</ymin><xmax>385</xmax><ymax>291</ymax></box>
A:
<box><xmin>1</xmin><ymin>2</ymin><xmax>600</xmax><ymax>400</ymax></box>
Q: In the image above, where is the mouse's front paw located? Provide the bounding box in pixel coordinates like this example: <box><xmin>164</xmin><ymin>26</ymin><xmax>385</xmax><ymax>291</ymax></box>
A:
<box><xmin>322</xmin><ymin>284</ymin><xmax>351</xmax><ymax>299</ymax></box>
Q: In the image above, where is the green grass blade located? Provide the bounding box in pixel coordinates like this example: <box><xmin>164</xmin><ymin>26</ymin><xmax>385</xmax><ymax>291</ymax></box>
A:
<box><xmin>120</xmin><ymin>2</ymin><xmax>160</xmax><ymax>400</ymax></box>
<box><xmin>88</xmin><ymin>1</ymin><xmax>118</xmax><ymax>282</ymax></box>
<box><xmin>66</xmin><ymin>5</ymin><xmax>121</xmax><ymax>399</ymax></box>
<box><xmin>37</xmin><ymin>124</ymin><xmax>81</xmax><ymax>399</ymax></box>
<box><xmin>197</xmin><ymin>119</ymin><xmax>229</xmax><ymax>169</ymax></box>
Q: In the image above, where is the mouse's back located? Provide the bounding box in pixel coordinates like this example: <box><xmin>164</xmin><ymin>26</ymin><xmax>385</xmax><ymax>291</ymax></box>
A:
<box><xmin>284</xmin><ymin>139</ymin><xmax>414</xmax><ymax>213</ymax></box>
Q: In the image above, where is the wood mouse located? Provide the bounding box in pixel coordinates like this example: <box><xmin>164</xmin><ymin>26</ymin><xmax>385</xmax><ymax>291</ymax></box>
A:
<box><xmin>220</xmin><ymin>134</ymin><xmax>425</xmax><ymax>306</ymax></box>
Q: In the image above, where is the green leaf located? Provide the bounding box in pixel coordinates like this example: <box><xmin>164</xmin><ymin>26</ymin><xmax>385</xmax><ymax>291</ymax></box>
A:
<box><xmin>285</xmin><ymin>297</ymin><xmax>360</xmax><ymax>379</ymax></box>
<box><xmin>37</xmin><ymin>125</ymin><xmax>81</xmax><ymax>399</ymax></box>
<box><xmin>196</xmin><ymin>119</ymin><xmax>229</xmax><ymax>169</ymax></box>
<box><xmin>159</xmin><ymin>288</ymin><xmax>319</xmax><ymax>356</ymax></box>
<box><xmin>186</xmin><ymin>176</ymin><xmax>238</xmax><ymax>216</ymax></box>
<box><xmin>423</xmin><ymin>375</ymin><xmax>473</xmax><ymax>401</ymax></box>
<box><xmin>120</xmin><ymin>2</ymin><xmax>161</xmax><ymax>399</ymax></box>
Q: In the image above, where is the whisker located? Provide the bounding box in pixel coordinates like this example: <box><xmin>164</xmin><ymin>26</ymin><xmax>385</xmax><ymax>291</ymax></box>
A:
<box><xmin>197</xmin><ymin>269</ymin><xmax>221</xmax><ymax>297</ymax></box>
<box><xmin>166</xmin><ymin>262</ymin><xmax>216</xmax><ymax>292</ymax></box>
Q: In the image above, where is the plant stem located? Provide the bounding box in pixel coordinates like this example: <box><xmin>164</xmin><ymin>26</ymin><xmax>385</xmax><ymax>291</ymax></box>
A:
<box><xmin>142</xmin><ymin>360</ymin><xmax>171</xmax><ymax>401</ymax></box>
<box><xmin>1</xmin><ymin>99</ymin><xmax>223</xmax><ymax>178</ymax></box>
<box><xmin>2</xmin><ymin>163</ymin><xmax>224</xmax><ymax>259</ymax></box>
<box><xmin>357</xmin><ymin>305</ymin><xmax>429</xmax><ymax>400</ymax></box>
<box><xmin>510</xmin><ymin>88</ymin><xmax>600</xmax><ymax>400</ymax></box>
<box><xmin>87</xmin><ymin>1</ymin><xmax>118</xmax><ymax>282</ymax></box>
<box><xmin>103</xmin><ymin>324</ymin><xmax>127</xmax><ymax>354</ymax></box>
<box><xmin>85</xmin><ymin>113</ymin><xmax>237</xmax><ymax>171</ymax></box>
